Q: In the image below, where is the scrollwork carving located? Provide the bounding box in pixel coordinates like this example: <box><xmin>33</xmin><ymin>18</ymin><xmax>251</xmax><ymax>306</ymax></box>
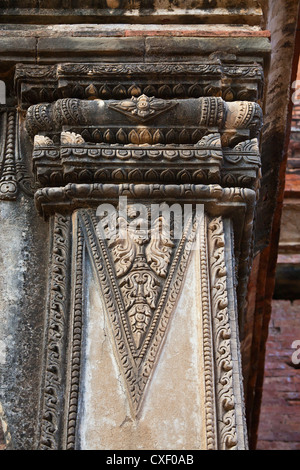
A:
<box><xmin>208</xmin><ymin>216</ymin><xmax>238</xmax><ymax>450</ymax></box>
<box><xmin>60</xmin><ymin>131</ymin><xmax>85</xmax><ymax>145</ymax></box>
<box><xmin>34</xmin><ymin>135</ymin><xmax>54</xmax><ymax>147</ymax></box>
<box><xmin>39</xmin><ymin>213</ymin><xmax>71</xmax><ymax>450</ymax></box>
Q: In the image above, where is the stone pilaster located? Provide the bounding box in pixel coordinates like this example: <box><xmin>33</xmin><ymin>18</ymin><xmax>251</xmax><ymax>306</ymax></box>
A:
<box><xmin>15</xmin><ymin>66</ymin><xmax>264</xmax><ymax>449</ymax></box>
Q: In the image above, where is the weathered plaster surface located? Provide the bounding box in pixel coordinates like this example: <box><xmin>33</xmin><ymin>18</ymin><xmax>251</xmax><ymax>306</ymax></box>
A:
<box><xmin>78</xmin><ymin>238</ymin><xmax>206</xmax><ymax>450</ymax></box>
<box><xmin>0</xmin><ymin>196</ymin><xmax>49</xmax><ymax>449</ymax></box>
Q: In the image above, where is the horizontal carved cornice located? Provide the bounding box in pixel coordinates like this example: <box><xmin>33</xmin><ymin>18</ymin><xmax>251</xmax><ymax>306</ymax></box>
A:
<box><xmin>25</xmin><ymin>97</ymin><xmax>263</xmax><ymax>140</ymax></box>
<box><xmin>15</xmin><ymin>61</ymin><xmax>264</xmax><ymax>109</ymax></box>
<box><xmin>35</xmin><ymin>182</ymin><xmax>255</xmax><ymax>213</ymax></box>
<box><xmin>31</xmin><ymin>134</ymin><xmax>261</xmax><ymax>190</ymax></box>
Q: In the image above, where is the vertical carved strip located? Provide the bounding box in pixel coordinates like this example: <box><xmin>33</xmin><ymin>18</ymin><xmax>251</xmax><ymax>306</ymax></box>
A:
<box><xmin>208</xmin><ymin>216</ymin><xmax>238</xmax><ymax>450</ymax></box>
<box><xmin>66</xmin><ymin>222</ymin><xmax>84</xmax><ymax>450</ymax></box>
<box><xmin>0</xmin><ymin>111</ymin><xmax>18</xmax><ymax>200</ymax></box>
<box><xmin>15</xmin><ymin>111</ymin><xmax>35</xmax><ymax>197</ymax></box>
<box><xmin>79</xmin><ymin>210</ymin><xmax>138</xmax><ymax>409</ymax></box>
<box><xmin>200</xmin><ymin>216</ymin><xmax>217</xmax><ymax>450</ymax></box>
<box><xmin>38</xmin><ymin>213</ymin><xmax>71</xmax><ymax>450</ymax></box>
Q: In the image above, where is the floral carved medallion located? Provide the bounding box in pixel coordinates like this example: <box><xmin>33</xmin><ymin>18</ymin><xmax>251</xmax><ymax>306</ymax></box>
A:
<box><xmin>108</xmin><ymin>94</ymin><xmax>178</xmax><ymax>123</ymax></box>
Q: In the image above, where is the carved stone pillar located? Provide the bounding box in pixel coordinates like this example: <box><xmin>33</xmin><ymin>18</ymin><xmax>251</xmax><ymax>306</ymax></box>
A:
<box><xmin>12</xmin><ymin>61</ymin><xmax>263</xmax><ymax>450</ymax></box>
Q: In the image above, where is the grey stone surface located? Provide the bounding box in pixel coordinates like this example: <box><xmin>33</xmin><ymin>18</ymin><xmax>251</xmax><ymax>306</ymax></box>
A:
<box><xmin>0</xmin><ymin>195</ymin><xmax>49</xmax><ymax>449</ymax></box>
<box><xmin>0</xmin><ymin>37</ymin><xmax>36</xmax><ymax>63</ymax></box>
<box><xmin>37</xmin><ymin>37</ymin><xmax>145</xmax><ymax>63</ymax></box>
<box><xmin>145</xmin><ymin>36</ymin><xmax>271</xmax><ymax>62</ymax></box>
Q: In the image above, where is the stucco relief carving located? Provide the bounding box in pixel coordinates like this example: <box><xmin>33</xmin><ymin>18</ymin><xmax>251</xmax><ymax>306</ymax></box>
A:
<box><xmin>15</xmin><ymin>61</ymin><xmax>264</xmax><ymax>450</ymax></box>
<box><xmin>15</xmin><ymin>62</ymin><xmax>264</xmax><ymax>108</ymax></box>
<box><xmin>80</xmin><ymin>208</ymin><xmax>198</xmax><ymax>416</ymax></box>
<box><xmin>0</xmin><ymin>109</ymin><xmax>35</xmax><ymax>199</ymax></box>
<box><xmin>101</xmin><ymin>205</ymin><xmax>175</xmax><ymax>350</ymax></box>
<box><xmin>38</xmin><ymin>206</ymin><xmax>248</xmax><ymax>450</ymax></box>
<box><xmin>208</xmin><ymin>216</ymin><xmax>238</xmax><ymax>450</ymax></box>
<box><xmin>108</xmin><ymin>94</ymin><xmax>178</xmax><ymax>122</ymax></box>
<box><xmin>25</xmin><ymin>96</ymin><xmax>263</xmax><ymax>142</ymax></box>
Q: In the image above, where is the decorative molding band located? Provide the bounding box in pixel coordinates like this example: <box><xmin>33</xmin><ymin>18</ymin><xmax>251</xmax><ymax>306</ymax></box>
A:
<box><xmin>200</xmin><ymin>216</ymin><xmax>217</xmax><ymax>450</ymax></box>
<box><xmin>65</xmin><ymin>221</ymin><xmax>84</xmax><ymax>450</ymax></box>
<box><xmin>15</xmin><ymin>62</ymin><xmax>264</xmax><ymax>108</ymax></box>
<box><xmin>34</xmin><ymin>182</ymin><xmax>255</xmax><ymax>217</ymax></box>
<box><xmin>0</xmin><ymin>110</ymin><xmax>18</xmax><ymax>200</ymax></box>
<box><xmin>57</xmin><ymin>63</ymin><xmax>264</xmax><ymax>79</ymax></box>
<box><xmin>208</xmin><ymin>216</ymin><xmax>238</xmax><ymax>449</ymax></box>
<box><xmin>38</xmin><ymin>213</ymin><xmax>71</xmax><ymax>450</ymax></box>
<box><xmin>31</xmin><ymin>135</ymin><xmax>260</xmax><ymax>189</ymax></box>
<box><xmin>25</xmin><ymin>97</ymin><xmax>263</xmax><ymax>140</ymax></box>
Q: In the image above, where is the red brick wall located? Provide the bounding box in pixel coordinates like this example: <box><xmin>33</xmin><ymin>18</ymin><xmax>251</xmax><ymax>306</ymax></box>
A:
<box><xmin>256</xmin><ymin>300</ymin><xmax>300</xmax><ymax>450</ymax></box>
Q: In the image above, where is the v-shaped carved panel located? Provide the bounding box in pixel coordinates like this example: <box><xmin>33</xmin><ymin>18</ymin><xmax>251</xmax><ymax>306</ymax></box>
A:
<box><xmin>77</xmin><ymin>208</ymin><xmax>198</xmax><ymax>415</ymax></box>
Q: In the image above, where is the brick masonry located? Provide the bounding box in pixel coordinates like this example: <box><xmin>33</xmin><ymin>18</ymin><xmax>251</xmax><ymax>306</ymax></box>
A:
<box><xmin>256</xmin><ymin>300</ymin><xmax>300</xmax><ymax>450</ymax></box>
<box><xmin>256</xmin><ymin>55</ymin><xmax>300</xmax><ymax>451</ymax></box>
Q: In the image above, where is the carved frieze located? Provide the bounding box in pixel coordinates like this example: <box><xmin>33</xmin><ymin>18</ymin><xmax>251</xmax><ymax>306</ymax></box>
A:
<box><xmin>32</xmin><ymin>132</ymin><xmax>223</xmax><ymax>186</ymax></box>
<box><xmin>31</xmin><ymin>132</ymin><xmax>260</xmax><ymax>191</ymax></box>
<box><xmin>25</xmin><ymin>96</ymin><xmax>263</xmax><ymax>144</ymax></box>
<box><xmin>15</xmin><ymin>62</ymin><xmax>264</xmax><ymax>109</ymax></box>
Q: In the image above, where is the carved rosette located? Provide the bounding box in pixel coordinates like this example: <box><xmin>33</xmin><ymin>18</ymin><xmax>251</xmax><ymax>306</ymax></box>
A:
<box><xmin>108</xmin><ymin>94</ymin><xmax>178</xmax><ymax>122</ymax></box>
